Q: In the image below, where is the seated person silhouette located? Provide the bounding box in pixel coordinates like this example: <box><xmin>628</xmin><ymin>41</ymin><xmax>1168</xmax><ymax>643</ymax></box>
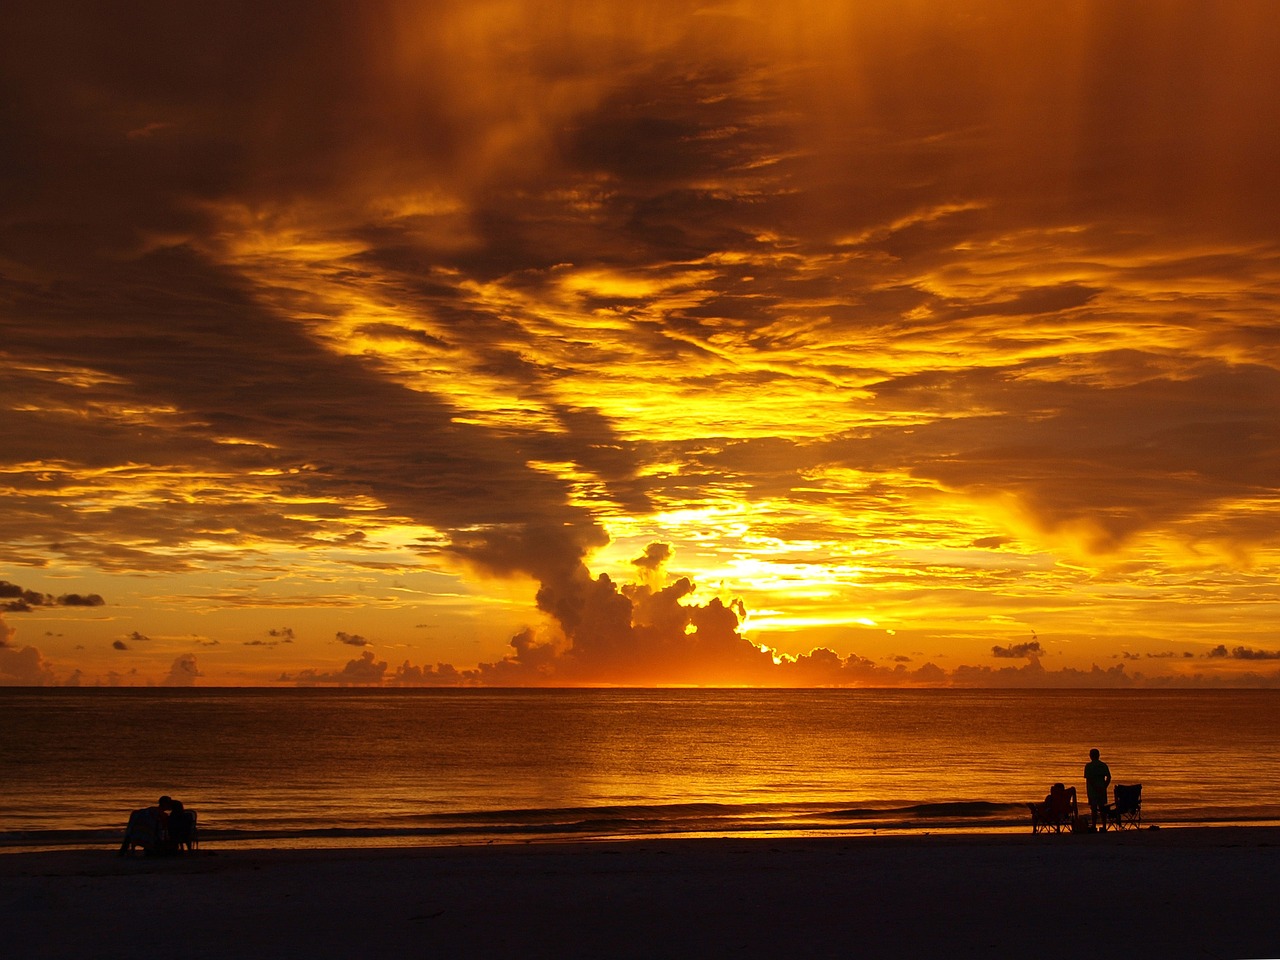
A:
<box><xmin>167</xmin><ymin>799</ymin><xmax>195</xmax><ymax>852</ymax></box>
<box><xmin>1032</xmin><ymin>783</ymin><xmax>1078</xmax><ymax>832</ymax></box>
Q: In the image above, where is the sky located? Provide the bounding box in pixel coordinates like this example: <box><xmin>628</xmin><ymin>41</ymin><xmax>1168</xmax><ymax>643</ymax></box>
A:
<box><xmin>3</xmin><ymin>0</ymin><xmax>1280</xmax><ymax>687</ymax></box>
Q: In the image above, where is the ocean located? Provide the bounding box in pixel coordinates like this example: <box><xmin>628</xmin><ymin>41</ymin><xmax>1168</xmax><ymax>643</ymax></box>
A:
<box><xmin>2</xmin><ymin>688</ymin><xmax>1277</xmax><ymax>851</ymax></box>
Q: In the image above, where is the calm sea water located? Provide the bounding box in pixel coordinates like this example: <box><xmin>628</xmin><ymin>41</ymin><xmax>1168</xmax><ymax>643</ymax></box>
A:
<box><xmin>2</xmin><ymin>688</ymin><xmax>1277</xmax><ymax>851</ymax></box>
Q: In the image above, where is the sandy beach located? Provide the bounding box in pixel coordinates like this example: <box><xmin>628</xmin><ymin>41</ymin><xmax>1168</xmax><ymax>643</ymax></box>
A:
<box><xmin>4</xmin><ymin>827</ymin><xmax>1278</xmax><ymax>960</ymax></box>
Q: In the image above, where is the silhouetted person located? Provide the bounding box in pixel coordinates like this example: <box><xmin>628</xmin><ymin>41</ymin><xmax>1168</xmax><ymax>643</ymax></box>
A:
<box><xmin>1084</xmin><ymin>748</ymin><xmax>1111</xmax><ymax>828</ymax></box>
<box><xmin>119</xmin><ymin>797</ymin><xmax>171</xmax><ymax>856</ymax></box>
<box><xmin>167</xmin><ymin>799</ymin><xmax>194</xmax><ymax>852</ymax></box>
<box><xmin>157</xmin><ymin>795</ymin><xmax>173</xmax><ymax>847</ymax></box>
<box><xmin>1047</xmin><ymin>782</ymin><xmax>1078</xmax><ymax>818</ymax></box>
<box><xmin>1030</xmin><ymin>782</ymin><xmax>1078</xmax><ymax>833</ymax></box>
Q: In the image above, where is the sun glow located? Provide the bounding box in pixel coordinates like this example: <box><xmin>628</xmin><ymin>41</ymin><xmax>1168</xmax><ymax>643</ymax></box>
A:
<box><xmin>4</xmin><ymin>1</ymin><xmax>1280</xmax><ymax>686</ymax></box>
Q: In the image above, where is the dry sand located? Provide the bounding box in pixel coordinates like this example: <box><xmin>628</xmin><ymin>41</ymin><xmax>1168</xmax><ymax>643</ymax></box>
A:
<box><xmin>4</xmin><ymin>828</ymin><xmax>1278</xmax><ymax>959</ymax></box>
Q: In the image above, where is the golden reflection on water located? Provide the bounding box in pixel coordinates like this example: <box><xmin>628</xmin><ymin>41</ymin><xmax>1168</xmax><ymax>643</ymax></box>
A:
<box><xmin>4</xmin><ymin>689</ymin><xmax>1279</xmax><ymax>847</ymax></box>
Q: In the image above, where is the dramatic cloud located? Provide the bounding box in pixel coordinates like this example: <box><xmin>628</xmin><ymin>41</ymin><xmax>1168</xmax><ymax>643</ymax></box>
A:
<box><xmin>4</xmin><ymin>2</ymin><xmax>1280</xmax><ymax>685</ymax></box>
<box><xmin>278</xmin><ymin>545</ymin><xmax>1280</xmax><ymax>689</ymax></box>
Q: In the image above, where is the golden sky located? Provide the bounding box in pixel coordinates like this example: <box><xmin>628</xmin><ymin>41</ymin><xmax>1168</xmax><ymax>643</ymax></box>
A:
<box><xmin>3</xmin><ymin>1</ymin><xmax>1280</xmax><ymax>686</ymax></box>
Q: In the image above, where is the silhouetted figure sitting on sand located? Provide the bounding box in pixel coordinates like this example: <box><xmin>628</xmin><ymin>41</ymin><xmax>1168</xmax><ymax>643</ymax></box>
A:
<box><xmin>1030</xmin><ymin>782</ymin><xmax>1079</xmax><ymax>833</ymax></box>
<box><xmin>119</xmin><ymin>795</ymin><xmax>195</xmax><ymax>856</ymax></box>
<box><xmin>119</xmin><ymin>797</ymin><xmax>166</xmax><ymax>856</ymax></box>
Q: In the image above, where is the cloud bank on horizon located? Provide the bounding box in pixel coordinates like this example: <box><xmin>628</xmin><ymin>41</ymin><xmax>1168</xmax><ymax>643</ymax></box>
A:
<box><xmin>2</xmin><ymin>1</ymin><xmax>1280</xmax><ymax>686</ymax></box>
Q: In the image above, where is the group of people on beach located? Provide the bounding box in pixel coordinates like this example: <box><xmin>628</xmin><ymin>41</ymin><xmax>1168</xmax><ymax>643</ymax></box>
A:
<box><xmin>1038</xmin><ymin>748</ymin><xmax>1114</xmax><ymax>831</ymax></box>
<box><xmin>118</xmin><ymin>794</ymin><xmax>196</xmax><ymax>856</ymax></box>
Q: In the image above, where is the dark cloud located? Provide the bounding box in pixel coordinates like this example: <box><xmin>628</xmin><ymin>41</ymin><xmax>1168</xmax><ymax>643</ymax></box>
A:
<box><xmin>387</xmin><ymin>660</ymin><xmax>471</xmax><ymax>687</ymax></box>
<box><xmin>281</xmin><ymin>649</ymin><xmax>388</xmax><ymax>686</ymax></box>
<box><xmin>0</xmin><ymin>643</ymin><xmax>58</xmax><ymax>685</ymax></box>
<box><xmin>58</xmin><ymin>593</ymin><xmax>105</xmax><ymax>607</ymax></box>
<box><xmin>992</xmin><ymin>641</ymin><xmax>1043</xmax><ymax>660</ymax></box>
<box><xmin>822</xmin><ymin>360</ymin><xmax>1280</xmax><ymax>554</ymax></box>
<box><xmin>163</xmin><ymin>653</ymin><xmax>202</xmax><ymax>686</ymax></box>
<box><xmin>336</xmin><ymin>632</ymin><xmax>371</xmax><ymax>647</ymax></box>
<box><xmin>0</xmin><ymin>580</ymin><xmax>105</xmax><ymax>612</ymax></box>
<box><xmin>1207</xmin><ymin>644</ymin><xmax>1280</xmax><ymax>661</ymax></box>
<box><xmin>949</xmin><ymin>660</ymin><xmax>1136</xmax><ymax>689</ymax></box>
<box><xmin>971</xmin><ymin>537</ymin><xmax>1012</xmax><ymax>550</ymax></box>
<box><xmin>112</xmin><ymin>640</ymin><xmax>129</xmax><ymax>651</ymax></box>
<box><xmin>248</xmin><ymin>628</ymin><xmax>295</xmax><ymax>647</ymax></box>
<box><xmin>632</xmin><ymin>542</ymin><xmax>672</xmax><ymax>572</ymax></box>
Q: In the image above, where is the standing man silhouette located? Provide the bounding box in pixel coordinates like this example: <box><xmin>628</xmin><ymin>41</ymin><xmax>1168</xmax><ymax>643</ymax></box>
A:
<box><xmin>1084</xmin><ymin>748</ymin><xmax>1112</xmax><ymax>829</ymax></box>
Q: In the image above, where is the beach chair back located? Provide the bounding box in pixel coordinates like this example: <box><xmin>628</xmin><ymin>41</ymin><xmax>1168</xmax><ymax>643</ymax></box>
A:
<box><xmin>1114</xmin><ymin>784</ymin><xmax>1141</xmax><ymax>814</ymax></box>
<box><xmin>1030</xmin><ymin>783</ymin><xmax>1079</xmax><ymax>834</ymax></box>
<box><xmin>1109</xmin><ymin>784</ymin><xmax>1142</xmax><ymax>829</ymax></box>
<box><xmin>169</xmin><ymin>808</ymin><xmax>198</xmax><ymax>850</ymax></box>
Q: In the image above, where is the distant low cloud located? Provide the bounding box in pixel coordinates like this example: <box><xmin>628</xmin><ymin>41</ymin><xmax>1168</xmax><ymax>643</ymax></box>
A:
<box><xmin>1232</xmin><ymin>647</ymin><xmax>1280</xmax><ymax>660</ymax></box>
<box><xmin>57</xmin><ymin>593</ymin><xmax>105</xmax><ymax>607</ymax></box>
<box><xmin>281</xmin><ymin>649</ymin><xmax>388</xmax><ymax>685</ymax></box>
<box><xmin>112</xmin><ymin>640</ymin><xmax>129</xmax><ymax>651</ymax></box>
<box><xmin>336</xmin><ymin>631</ymin><xmax>371</xmax><ymax>646</ymax></box>
<box><xmin>992</xmin><ymin>641</ymin><xmax>1043</xmax><ymax>659</ymax></box>
<box><xmin>0</xmin><ymin>643</ymin><xmax>58</xmax><ymax>685</ymax></box>
<box><xmin>387</xmin><ymin>660</ymin><xmax>470</xmax><ymax>686</ymax></box>
<box><xmin>246</xmin><ymin>627</ymin><xmax>294</xmax><ymax>648</ymax></box>
<box><xmin>1</xmin><ymin>580</ymin><xmax>105</xmax><ymax>612</ymax></box>
<box><xmin>164</xmin><ymin>653</ymin><xmax>202</xmax><ymax>686</ymax></box>
<box><xmin>949</xmin><ymin>659</ymin><xmax>1136</xmax><ymax>689</ymax></box>
<box><xmin>1206</xmin><ymin>644</ymin><xmax>1280</xmax><ymax>660</ymax></box>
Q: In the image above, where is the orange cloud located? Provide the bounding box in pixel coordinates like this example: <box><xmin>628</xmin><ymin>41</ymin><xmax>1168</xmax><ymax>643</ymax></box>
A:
<box><xmin>4</xmin><ymin>2</ymin><xmax>1280</xmax><ymax>685</ymax></box>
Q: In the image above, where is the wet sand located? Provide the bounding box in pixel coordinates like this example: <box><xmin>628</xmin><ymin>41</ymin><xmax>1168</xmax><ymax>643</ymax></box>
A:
<box><xmin>4</xmin><ymin>827</ymin><xmax>1278</xmax><ymax>959</ymax></box>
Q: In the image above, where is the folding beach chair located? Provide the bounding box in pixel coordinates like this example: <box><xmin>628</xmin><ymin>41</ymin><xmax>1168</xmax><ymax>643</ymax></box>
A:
<box><xmin>1029</xmin><ymin>783</ymin><xmax>1079</xmax><ymax>834</ymax></box>
<box><xmin>119</xmin><ymin>806</ymin><xmax>163</xmax><ymax>856</ymax></box>
<box><xmin>169</xmin><ymin>807</ymin><xmax>198</xmax><ymax>851</ymax></box>
<box><xmin>1104</xmin><ymin>784</ymin><xmax>1142</xmax><ymax>831</ymax></box>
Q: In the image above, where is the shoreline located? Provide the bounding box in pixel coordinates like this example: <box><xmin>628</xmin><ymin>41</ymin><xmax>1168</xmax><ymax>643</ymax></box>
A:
<box><xmin>6</xmin><ymin>814</ymin><xmax>1280</xmax><ymax>856</ymax></box>
<box><xmin>5</xmin><ymin>827</ymin><xmax>1277</xmax><ymax>959</ymax></box>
